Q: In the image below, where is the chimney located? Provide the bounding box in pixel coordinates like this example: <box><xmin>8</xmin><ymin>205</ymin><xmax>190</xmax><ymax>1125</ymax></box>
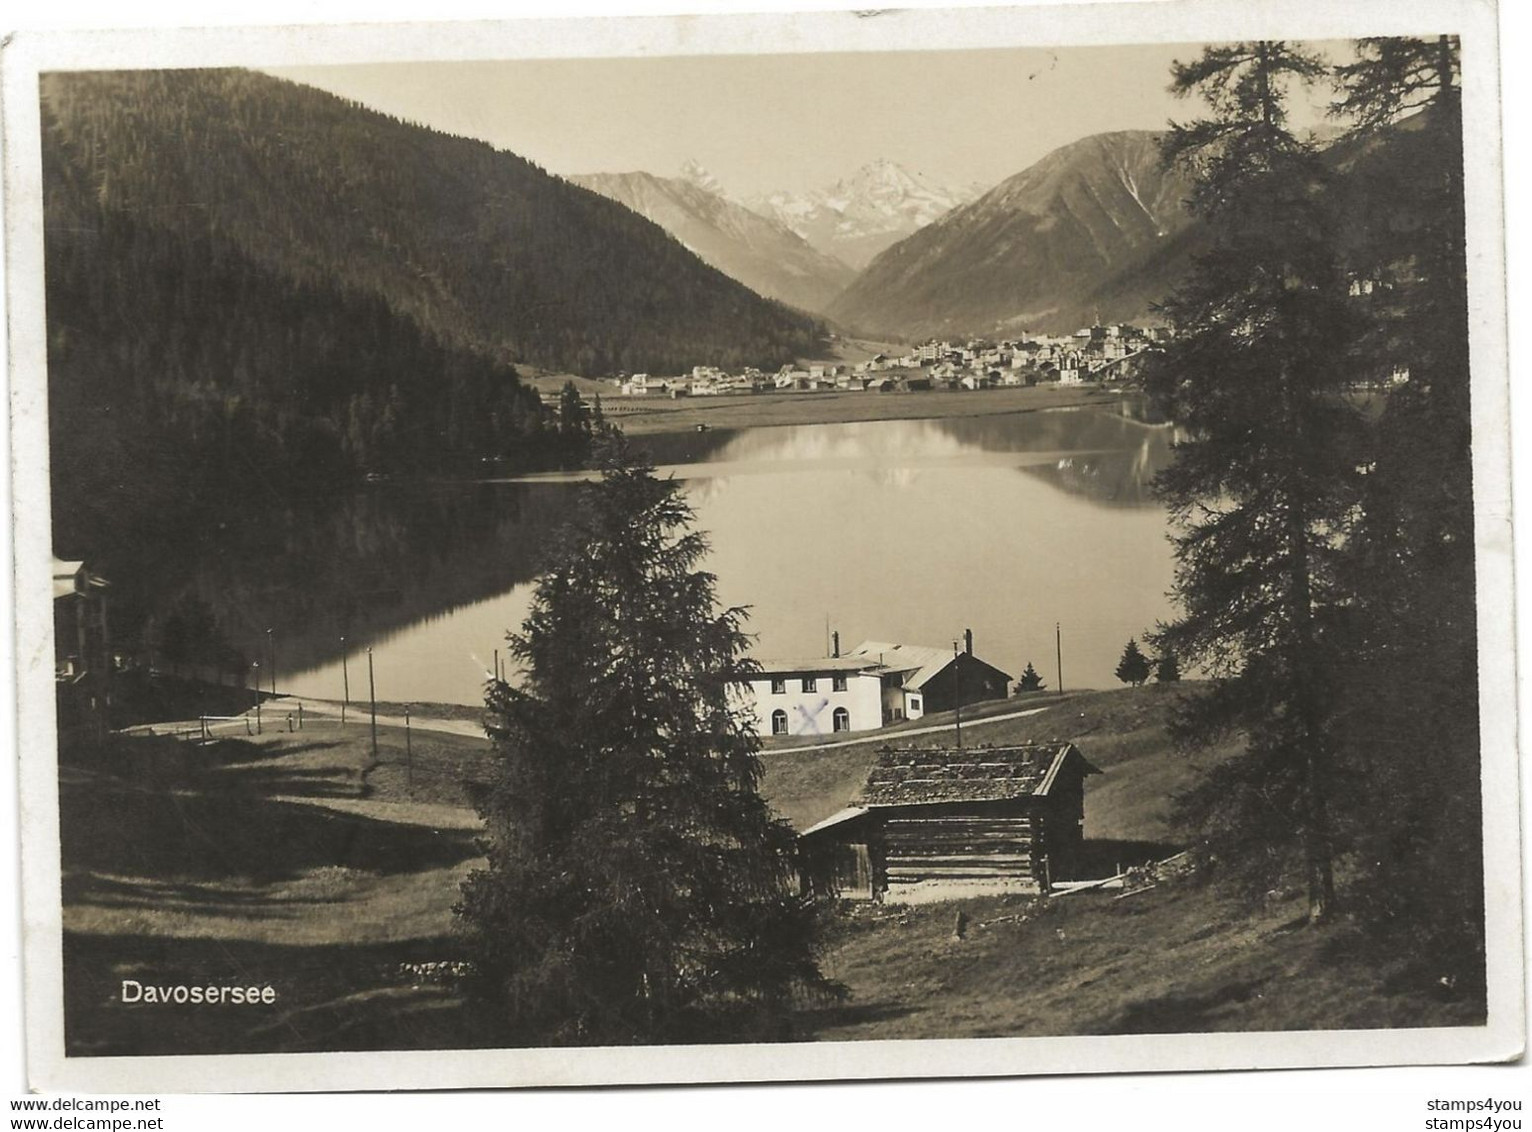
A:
<box><xmin>832</xmin><ymin>630</ymin><xmax>840</xmax><ymax>658</ymax></box>
<box><xmin>964</xmin><ymin>628</ymin><xmax>973</xmax><ymax>656</ymax></box>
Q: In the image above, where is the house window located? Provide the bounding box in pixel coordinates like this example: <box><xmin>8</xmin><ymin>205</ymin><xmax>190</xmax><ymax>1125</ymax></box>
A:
<box><xmin>833</xmin><ymin>675</ymin><xmax>847</xmax><ymax>692</ymax></box>
<box><xmin>833</xmin><ymin>707</ymin><xmax>851</xmax><ymax>732</ymax></box>
<box><xmin>909</xmin><ymin>697</ymin><xmax>921</xmax><ymax>712</ymax></box>
<box><xmin>802</xmin><ymin>677</ymin><xmax>817</xmax><ymax>693</ymax></box>
<box><xmin>770</xmin><ymin>677</ymin><xmax>786</xmax><ymax>695</ymax></box>
<box><xmin>771</xmin><ymin>710</ymin><xmax>789</xmax><ymax>735</ymax></box>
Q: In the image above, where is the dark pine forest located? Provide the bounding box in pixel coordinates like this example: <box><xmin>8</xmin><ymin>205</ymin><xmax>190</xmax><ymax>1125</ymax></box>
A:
<box><xmin>41</xmin><ymin>67</ymin><xmax>822</xmax><ymax>660</ymax></box>
<box><xmin>41</xmin><ymin>67</ymin><xmax>822</xmax><ymax>520</ymax></box>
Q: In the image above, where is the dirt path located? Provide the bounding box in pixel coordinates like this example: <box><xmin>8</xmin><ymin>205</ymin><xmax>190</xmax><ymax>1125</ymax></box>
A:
<box><xmin>766</xmin><ymin>705</ymin><xmax>1052</xmax><ymax>755</ymax></box>
<box><xmin>143</xmin><ymin>696</ymin><xmax>488</xmax><ymax>741</ymax></box>
<box><xmin>270</xmin><ymin>696</ymin><xmax>486</xmax><ymax>738</ymax></box>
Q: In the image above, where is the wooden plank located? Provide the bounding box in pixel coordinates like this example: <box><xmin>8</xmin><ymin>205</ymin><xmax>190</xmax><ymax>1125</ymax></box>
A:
<box><xmin>884</xmin><ymin>826</ymin><xmax>1035</xmax><ymax>839</ymax></box>
<box><xmin>885</xmin><ymin>830</ymin><xmax>1035</xmax><ymax>842</ymax></box>
<box><xmin>888</xmin><ymin>870</ymin><xmax>1041</xmax><ymax>888</ymax></box>
<box><xmin>884</xmin><ymin>821</ymin><xmax>1034</xmax><ymax>829</ymax></box>
<box><xmin>884</xmin><ymin>822</ymin><xmax>1034</xmax><ymax>833</ymax></box>
<box><xmin>886</xmin><ymin>853</ymin><xmax>1036</xmax><ymax>865</ymax></box>
<box><xmin>886</xmin><ymin>840</ymin><xmax>1036</xmax><ymax>854</ymax></box>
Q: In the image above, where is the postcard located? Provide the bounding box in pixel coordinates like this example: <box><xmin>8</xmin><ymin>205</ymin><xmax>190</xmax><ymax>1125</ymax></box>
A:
<box><xmin>3</xmin><ymin>0</ymin><xmax>1521</xmax><ymax>1093</ymax></box>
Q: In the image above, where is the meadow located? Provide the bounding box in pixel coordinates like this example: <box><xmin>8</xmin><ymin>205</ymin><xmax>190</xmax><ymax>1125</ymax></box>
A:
<box><xmin>57</xmin><ymin>686</ymin><xmax>1481</xmax><ymax>1056</ymax></box>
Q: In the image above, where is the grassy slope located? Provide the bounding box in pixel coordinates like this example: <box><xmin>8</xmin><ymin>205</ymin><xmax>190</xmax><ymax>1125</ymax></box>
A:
<box><xmin>758</xmin><ymin>684</ymin><xmax>1236</xmax><ymax>844</ymax></box>
<box><xmin>60</xmin><ymin>723</ymin><xmax>498</xmax><ymax>1055</ymax></box>
<box><xmin>773</xmin><ymin>683</ymin><xmax>1484</xmax><ymax>1040</ymax></box>
<box><xmin>802</xmin><ymin>882</ymin><xmax>1483</xmax><ymax>1041</ymax></box>
<box><xmin>60</xmin><ymin>688</ymin><xmax>1483</xmax><ymax>1055</ymax></box>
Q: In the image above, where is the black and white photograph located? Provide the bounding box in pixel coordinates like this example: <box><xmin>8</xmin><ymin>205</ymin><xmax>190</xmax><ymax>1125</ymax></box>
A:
<box><xmin>2</xmin><ymin>0</ymin><xmax>1523</xmax><ymax>1100</ymax></box>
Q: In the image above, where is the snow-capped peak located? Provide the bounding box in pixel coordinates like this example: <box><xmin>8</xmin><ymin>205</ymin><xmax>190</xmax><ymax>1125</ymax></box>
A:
<box><xmin>742</xmin><ymin>159</ymin><xmax>980</xmax><ymax>269</ymax></box>
<box><xmin>678</xmin><ymin>158</ymin><xmax>726</xmax><ymax>197</ymax></box>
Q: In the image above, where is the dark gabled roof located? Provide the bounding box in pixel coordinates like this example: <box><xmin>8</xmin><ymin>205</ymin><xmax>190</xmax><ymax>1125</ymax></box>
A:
<box><xmin>856</xmin><ymin>743</ymin><xmax>1099</xmax><ymax>806</ymax></box>
<box><xmin>845</xmin><ymin>640</ymin><xmax>1014</xmax><ymax>690</ymax></box>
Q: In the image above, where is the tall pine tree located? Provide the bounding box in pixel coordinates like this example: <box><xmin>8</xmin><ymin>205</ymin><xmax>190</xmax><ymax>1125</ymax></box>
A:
<box><xmin>1329</xmin><ymin>37</ymin><xmax>1482</xmax><ymax>977</ymax></box>
<box><xmin>1146</xmin><ymin>42</ymin><xmax>1364</xmax><ymax>922</ymax></box>
<box><xmin>457</xmin><ymin>438</ymin><xmax>837</xmax><ymax>1045</ymax></box>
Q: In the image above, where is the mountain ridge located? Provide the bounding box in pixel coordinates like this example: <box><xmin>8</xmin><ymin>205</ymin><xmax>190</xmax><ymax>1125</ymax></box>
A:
<box><xmin>827</xmin><ymin>130</ymin><xmax>1199</xmax><ymax>338</ymax></box>
<box><xmin>745</xmin><ymin>159</ymin><xmax>979</xmax><ymax>271</ymax></box>
<box><xmin>41</xmin><ymin>68</ymin><xmax>824</xmax><ymax>377</ymax></box>
<box><xmin>568</xmin><ymin>169</ymin><xmax>857</xmax><ymax>313</ymax></box>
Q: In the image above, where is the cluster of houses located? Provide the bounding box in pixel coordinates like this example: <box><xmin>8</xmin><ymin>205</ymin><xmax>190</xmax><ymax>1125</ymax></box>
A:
<box><xmin>614</xmin><ymin>324</ymin><xmax>1172</xmax><ymax>398</ymax></box>
<box><xmin>748</xmin><ymin>629</ymin><xmax>1108</xmax><ymax>904</ymax></box>
<box><xmin>797</xmin><ymin>741</ymin><xmax>1101</xmax><ymax>903</ymax></box>
<box><xmin>744</xmin><ymin>631</ymin><xmax>1012</xmax><ymax>740</ymax></box>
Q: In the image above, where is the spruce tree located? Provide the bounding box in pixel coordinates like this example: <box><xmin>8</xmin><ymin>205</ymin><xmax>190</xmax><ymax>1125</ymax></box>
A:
<box><xmin>1114</xmin><ymin>639</ymin><xmax>1151</xmax><ymax>687</ymax></box>
<box><xmin>1330</xmin><ymin>37</ymin><xmax>1482</xmax><ymax>976</ymax></box>
<box><xmin>1154</xmin><ymin>651</ymin><xmax>1181</xmax><ymax>684</ymax></box>
<box><xmin>1145</xmin><ymin>42</ymin><xmax>1363</xmax><ymax>922</ymax></box>
<box><xmin>457</xmin><ymin>437</ymin><xmax>837</xmax><ymax>1045</ymax></box>
<box><xmin>1015</xmin><ymin>662</ymin><xmax>1046</xmax><ymax>694</ymax></box>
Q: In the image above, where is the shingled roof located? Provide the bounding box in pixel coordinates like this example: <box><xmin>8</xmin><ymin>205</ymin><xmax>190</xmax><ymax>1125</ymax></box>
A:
<box><xmin>856</xmin><ymin>743</ymin><xmax>1099</xmax><ymax>806</ymax></box>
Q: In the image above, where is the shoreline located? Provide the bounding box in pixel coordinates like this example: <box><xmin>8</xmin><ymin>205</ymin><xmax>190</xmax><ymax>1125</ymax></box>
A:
<box><xmin>605</xmin><ymin>382</ymin><xmax>1130</xmax><ymax>438</ymax></box>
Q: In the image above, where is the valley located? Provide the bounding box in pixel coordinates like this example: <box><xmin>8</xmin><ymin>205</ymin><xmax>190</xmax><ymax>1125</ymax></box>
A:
<box><xmin>31</xmin><ymin>36</ymin><xmax>1493</xmax><ymax>1082</ymax></box>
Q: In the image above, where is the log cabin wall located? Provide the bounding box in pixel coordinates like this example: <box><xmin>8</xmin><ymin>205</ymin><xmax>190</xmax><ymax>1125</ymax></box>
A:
<box><xmin>797</xmin><ymin>743</ymin><xmax>1100</xmax><ymax>902</ymax></box>
<box><xmin>878</xmin><ymin>799</ymin><xmax>1049</xmax><ymax>896</ymax></box>
<box><xmin>1044</xmin><ymin>774</ymin><xmax>1087</xmax><ymax>881</ymax></box>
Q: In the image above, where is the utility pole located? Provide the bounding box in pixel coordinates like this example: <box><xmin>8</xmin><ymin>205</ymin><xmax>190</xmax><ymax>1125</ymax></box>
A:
<box><xmin>367</xmin><ymin>646</ymin><xmax>379</xmax><ymax>761</ymax></box>
<box><xmin>250</xmin><ymin>661</ymin><xmax>261</xmax><ymax>735</ymax></box>
<box><xmin>1056</xmin><ymin>622</ymin><xmax>1064</xmax><ymax>695</ymax></box>
<box><xmin>404</xmin><ymin>704</ymin><xmax>413</xmax><ymax>794</ymax></box>
<box><xmin>266</xmin><ymin>628</ymin><xmax>276</xmax><ymax>697</ymax></box>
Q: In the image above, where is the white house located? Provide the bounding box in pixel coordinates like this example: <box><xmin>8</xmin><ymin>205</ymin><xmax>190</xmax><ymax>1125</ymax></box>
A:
<box><xmin>746</xmin><ymin>657</ymin><xmax>887</xmax><ymax>738</ymax></box>
<box><xmin>747</xmin><ymin>635</ymin><xmax>1014</xmax><ymax>739</ymax></box>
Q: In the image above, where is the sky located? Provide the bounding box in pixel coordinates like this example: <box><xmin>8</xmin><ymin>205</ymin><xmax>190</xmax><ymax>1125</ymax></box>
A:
<box><xmin>266</xmin><ymin>41</ymin><xmax>1343</xmax><ymax>198</ymax></box>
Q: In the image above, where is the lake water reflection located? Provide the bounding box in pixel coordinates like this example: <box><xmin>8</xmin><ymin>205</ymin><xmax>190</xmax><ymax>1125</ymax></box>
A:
<box><xmin>279</xmin><ymin>405</ymin><xmax>1181</xmax><ymax>705</ymax></box>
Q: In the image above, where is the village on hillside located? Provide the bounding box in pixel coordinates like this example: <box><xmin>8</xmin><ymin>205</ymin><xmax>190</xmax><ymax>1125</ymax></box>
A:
<box><xmin>606</xmin><ymin>323</ymin><xmax>1172</xmax><ymax>399</ymax></box>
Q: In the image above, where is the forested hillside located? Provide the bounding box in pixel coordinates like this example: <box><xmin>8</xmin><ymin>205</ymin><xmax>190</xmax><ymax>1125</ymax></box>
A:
<box><xmin>41</xmin><ymin>68</ymin><xmax>823</xmax><ymax>553</ymax></box>
<box><xmin>42</xmin><ymin>70</ymin><xmax>821</xmax><ymax>376</ymax></box>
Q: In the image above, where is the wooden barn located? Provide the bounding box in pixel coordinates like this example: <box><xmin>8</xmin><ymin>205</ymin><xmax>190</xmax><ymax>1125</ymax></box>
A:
<box><xmin>798</xmin><ymin>743</ymin><xmax>1101</xmax><ymax>903</ymax></box>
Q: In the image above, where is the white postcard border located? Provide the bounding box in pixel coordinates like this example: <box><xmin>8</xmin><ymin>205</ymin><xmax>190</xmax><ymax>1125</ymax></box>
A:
<box><xmin>3</xmin><ymin>0</ymin><xmax>1521</xmax><ymax>1094</ymax></box>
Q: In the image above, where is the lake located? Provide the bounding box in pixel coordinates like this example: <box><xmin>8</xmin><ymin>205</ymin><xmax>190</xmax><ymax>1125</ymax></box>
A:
<box><xmin>240</xmin><ymin>400</ymin><xmax>1182</xmax><ymax>706</ymax></box>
